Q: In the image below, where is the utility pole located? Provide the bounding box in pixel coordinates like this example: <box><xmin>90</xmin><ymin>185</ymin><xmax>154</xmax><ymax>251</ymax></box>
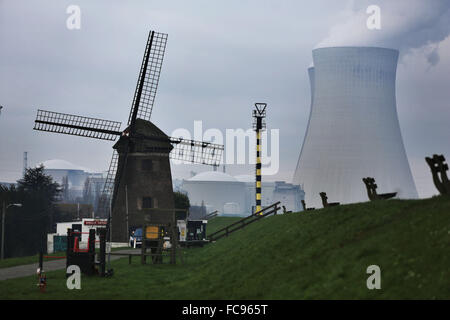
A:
<box><xmin>1</xmin><ymin>201</ymin><xmax>5</xmax><ymax>260</ymax></box>
<box><xmin>107</xmin><ymin>200</ymin><xmax>112</xmax><ymax>268</ymax></box>
<box><xmin>1</xmin><ymin>202</ymin><xmax>22</xmax><ymax>259</ymax></box>
<box><xmin>23</xmin><ymin>152</ymin><xmax>28</xmax><ymax>177</ymax></box>
<box><xmin>253</xmin><ymin>103</ymin><xmax>267</xmax><ymax>215</ymax></box>
<box><xmin>125</xmin><ymin>185</ymin><xmax>129</xmax><ymax>241</ymax></box>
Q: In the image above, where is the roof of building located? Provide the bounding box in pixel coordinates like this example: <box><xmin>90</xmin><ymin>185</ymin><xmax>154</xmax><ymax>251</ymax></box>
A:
<box><xmin>38</xmin><ymin>159</ymin><xmax>90</xmax><ymax>172</ymax></box>
<box><xmin>234</xmin><ymin>174</ymin><xmax>255</xmax><ymax>183</ymax></box>
<box><xmin>187</xmin><ymin>171</ymin><xmax>239</xmax><ymax>182</ymax></box>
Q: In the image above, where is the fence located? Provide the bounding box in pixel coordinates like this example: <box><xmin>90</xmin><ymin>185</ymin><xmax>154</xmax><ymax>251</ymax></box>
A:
<box><xmin>207</xmin><ymin>202</ymin><xmax>281</xmax><ymax>242</ymax></box>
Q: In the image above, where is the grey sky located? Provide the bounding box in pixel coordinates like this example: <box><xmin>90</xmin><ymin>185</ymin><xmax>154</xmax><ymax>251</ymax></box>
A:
<box><xmin>0</xmin><ymin>0</ymin><xmax>449</xmax><ymax>198</ymax></box>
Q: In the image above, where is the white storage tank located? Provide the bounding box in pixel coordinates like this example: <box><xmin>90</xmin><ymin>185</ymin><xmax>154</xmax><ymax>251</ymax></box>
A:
<box><xmin>223</xmin><ymin>202</ymin><xmax>240</xmax><ymax>215</ymax></box>
<box><xmin>182</xmin><ymin>171</ymin><xmax>247</xmax><ymax>215</ymax></box>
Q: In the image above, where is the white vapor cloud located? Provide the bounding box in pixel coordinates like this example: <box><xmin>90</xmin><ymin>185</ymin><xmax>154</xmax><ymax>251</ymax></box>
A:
<box><xmin>316</xmin><ymin>0</ymin><xmax>450</xmax><ymax>65</ymax></box>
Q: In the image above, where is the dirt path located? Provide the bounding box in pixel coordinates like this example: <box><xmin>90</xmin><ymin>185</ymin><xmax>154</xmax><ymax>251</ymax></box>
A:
<box><xmin>0</xmin><ymin>249</ymin><xmax>140</xmax><ymax>281</ymax></box>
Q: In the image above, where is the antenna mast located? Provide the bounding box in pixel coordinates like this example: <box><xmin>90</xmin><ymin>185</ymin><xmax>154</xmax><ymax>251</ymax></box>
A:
<box><xmin>253</xmin><ymin>103</ymin><xmax>266</xmax><ymax>215</ymax></box>
<box><xmin>23</xmin><ymin>151</ymin><xmax>28</xmax><ymax>177</ymax></box>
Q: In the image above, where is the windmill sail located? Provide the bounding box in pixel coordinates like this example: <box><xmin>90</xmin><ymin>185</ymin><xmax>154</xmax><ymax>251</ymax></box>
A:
<box><xmin>97</xmin><ymin>150</ymin><xmax>120</xmax><ymax>217</ymax></box>
<box><xmin>128</xmin><ymin>31</ymin><xmax>168</xmax><ymax>126</ymax></box>
<box><xmin>169</xmin><ymin>137</ymin><xmax>224</xmax><ymax>166</ymax></box>
<box><xmin>34</xmin><ymin>109</ymin><xmax>122</xmax><ymax>141</ymax></box>
<box><xmin>113</xmin><ymin>31</ymin><xmax>168</xmax><ymax>218</ymax></box>
<box><xmin>122</xmin><ymin>131</ymin><xmax>224</xmax><ymax>166</ymax></box>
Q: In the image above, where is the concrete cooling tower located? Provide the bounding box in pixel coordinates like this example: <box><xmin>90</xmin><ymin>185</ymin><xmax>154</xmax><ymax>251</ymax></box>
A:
<box><xmin>293</xmin><ymin>47</ymin><xmax>418</xmax><ymax>208</ymax></box>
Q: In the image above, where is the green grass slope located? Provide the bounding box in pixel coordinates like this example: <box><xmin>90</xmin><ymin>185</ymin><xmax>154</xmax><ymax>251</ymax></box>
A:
<box><xmin>0</xmin><ymin>196</ymin><xmax>449</xmax><ymax>299</ymax></box>
<box><xmin>207</xmin><ymin>216</ymin><xmax>242</xmax><ymax>236</ymax></box>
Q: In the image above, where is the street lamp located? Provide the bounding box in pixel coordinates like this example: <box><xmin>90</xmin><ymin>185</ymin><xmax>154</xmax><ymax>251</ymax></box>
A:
<box><xmin>1</xmin><ymin>202</ymin><xmax>22</xmax><ymax>259</ymax></box>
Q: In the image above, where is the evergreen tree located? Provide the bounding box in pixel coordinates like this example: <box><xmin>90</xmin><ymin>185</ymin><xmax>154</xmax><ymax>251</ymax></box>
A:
<box><xmin>0</xmin><ymin>166</ymin><xmax>61</xmax><ymax>257</ymax></box>
<box><xmin>174</xmin><ymin>191</ymin><xmax>190</xmax><ymax>210</ymax></box>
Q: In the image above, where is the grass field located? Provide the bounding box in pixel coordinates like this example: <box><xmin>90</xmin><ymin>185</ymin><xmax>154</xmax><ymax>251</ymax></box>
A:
<box><xmin>0</xmin><ymin>196</ymin><xmax>449</xmax><ymax>299</ymax></box>
<box><xmin>206</xmin><ymin>216</ymin><xmax>242</xmax><ymax>236</ymax></box>
<box><xmin>0</xmin><ymin>251</ymin><xmax>67</xmax><ymax>269</ymax></box>
<box><xmin>0</xmin><ymin>247</ymin><xmax>128</xmax><ymax>269</ymax></box>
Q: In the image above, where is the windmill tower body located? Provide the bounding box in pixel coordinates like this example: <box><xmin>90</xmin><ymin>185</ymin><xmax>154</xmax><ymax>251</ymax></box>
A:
<box><xmin>293</xmin><ymin>47</ymin><xmax>418</xmax><ymax>208</ymax></box>
<box><xmin>112</xmin><ymin>119</ymin><xmax>174</xmax><ymax>242</ymax></box>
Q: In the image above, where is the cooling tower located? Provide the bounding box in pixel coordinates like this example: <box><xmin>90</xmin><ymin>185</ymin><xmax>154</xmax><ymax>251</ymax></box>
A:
<box><xmin>293</xmin><ymin>47</ymin><xmax>418</xmax><ymax>208</ymax></box>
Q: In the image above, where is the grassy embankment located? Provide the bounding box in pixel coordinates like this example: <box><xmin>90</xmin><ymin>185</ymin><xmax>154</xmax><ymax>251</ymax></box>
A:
<box><xmin>0</xmin><ymin>196</ymin><xmax>449</xmax><ymax>299</ymax></box>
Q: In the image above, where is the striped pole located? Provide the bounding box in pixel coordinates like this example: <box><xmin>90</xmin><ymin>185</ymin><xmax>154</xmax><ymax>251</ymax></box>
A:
<box><xmin>256</xmin><ymin>130</ymin><xmax>262</xmax><ymax>214</ymax></box>
<box><xmin>253</xmin><ymin>103</ymin><xmax>266</xmax><ymax>215</ymax></box>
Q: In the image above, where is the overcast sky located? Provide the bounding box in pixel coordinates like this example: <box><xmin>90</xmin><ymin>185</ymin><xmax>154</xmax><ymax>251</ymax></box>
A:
<box><xmin>1</xmin><ymin>0</ymin><xmax>449</xmax><ymax>198</ymax></box>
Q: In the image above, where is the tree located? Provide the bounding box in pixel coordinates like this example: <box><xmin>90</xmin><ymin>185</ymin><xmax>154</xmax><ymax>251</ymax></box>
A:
<box><xmin>17</xmin><ymin>165</ymin><xmax>60</xmax><ymax>205</ymax></box>
<box><xmin>1</xmin><ymin>166</ymin><xmax>61</xmax><ymax>257</ymax></box>
<box><xmin>0</xmin><ymin>184</ymin><xmax>21</xmax><ymax>206</ymax></box>
<box><xmin>174</xmin><ymin>191</ymin><xmax>190</xmax><ymax>210</ymax></box>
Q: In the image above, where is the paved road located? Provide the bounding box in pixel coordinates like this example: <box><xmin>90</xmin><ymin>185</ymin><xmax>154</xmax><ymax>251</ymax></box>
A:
<box><xmin>0</xmin><ymin>249</ymin><xmax>141</xmax><ymax>281</ymax></box>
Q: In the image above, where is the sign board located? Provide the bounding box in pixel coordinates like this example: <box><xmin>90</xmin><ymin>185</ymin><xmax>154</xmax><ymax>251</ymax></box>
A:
<box><xmin>83</xmin><ymin>220</ymin><xmax>107</xmax><ymax>226</ymax></box>
<box><xmin>145</xmin><ymin>226</ymin><xmax>160</xmax><ymax>240</ymax></box>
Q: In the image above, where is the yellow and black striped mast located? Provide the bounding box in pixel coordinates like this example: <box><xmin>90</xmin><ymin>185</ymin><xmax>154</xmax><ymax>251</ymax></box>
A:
<box><xmin>253</xmin><ymin>103</ymin><xmax>267</xmax><ymax>215</ymax></box>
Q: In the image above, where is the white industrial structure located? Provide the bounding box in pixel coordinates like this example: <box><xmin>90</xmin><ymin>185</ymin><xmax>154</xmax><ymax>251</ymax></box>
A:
<box><xmin>40</xmin><ymin>159</ymin><xmax>91</xmax><ymax>199</ymax></box>
<box><xmin>46</xmin><ymin>218</ymin><xmax>128</xmax><ymax>253</ymax></box>
<box><xmin>293</xmin><ymin>47</ymin><xmax>418</xmax><ymax>208</ymax></box>
<box><xmin>182</xmin><ymin>171</ymin><xmax>304</xmax><ymax>215</ymax></box>
<box><xmin>39</xmin><ymin>159</ymin><xmax>106</xmax><ymax>207</ymax></box>
<box><xmin>182</xmin><ymin>171</ymin><xmax>247</xmax><ymax>215</ymax></box>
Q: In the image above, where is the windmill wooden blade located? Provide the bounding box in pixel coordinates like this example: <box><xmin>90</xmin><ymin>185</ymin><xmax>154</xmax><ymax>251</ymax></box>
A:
<box><xmin>34</xmin><ymin>109</ymin><xmax>122</xmax><ymax>141</ymax></box>
<box><xmin>169</xmin><ymin>137</ymin><xmax>224</xmax><ymax>166</ymax></box>
<box><xmin>128</xmin><ymin>31</ymin><xmax>168</xmax><ymax>126</ymax></box>
<box><xmin>97</xmin><ymin>150</ymin><xmax>120</xmax><ymax>217</ymax></box>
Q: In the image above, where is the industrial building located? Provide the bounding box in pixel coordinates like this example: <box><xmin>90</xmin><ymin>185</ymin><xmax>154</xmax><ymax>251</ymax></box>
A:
<box><xmin>41</xmin><ymin>159</ymin><xmax>90</xmax><ymax>200</ymax></box>
<box><xmin>181</xmin><ymin>171</ymin><xmax>304</xmax><ymax>215</ymax></box>
<box><xmin>46</xmin><ymin>218</ymin><xmax>126</xmax><ymax>253</ymax></box>
<box><xmin>293</xmin><ymin>47</ymin><xmax>418</xmax><ymax>208</ymax></box>
<box><xmin>39</xmin><ymin>159</ymin><xmax>106</xmax><ymax>208</ymax></box>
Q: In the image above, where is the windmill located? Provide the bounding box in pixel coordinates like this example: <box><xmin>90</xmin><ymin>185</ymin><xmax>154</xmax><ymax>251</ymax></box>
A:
<box><xmin>33</xmin><ymin>30</ymin><xmax>224</xmax><ymax>242</ymax></box>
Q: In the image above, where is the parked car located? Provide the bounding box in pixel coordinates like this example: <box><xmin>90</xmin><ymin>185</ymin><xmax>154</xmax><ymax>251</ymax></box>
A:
<box><xmin>130</xmin><ymin>228</ymin><xmax>143</xmax><ymax>248</ymax></box>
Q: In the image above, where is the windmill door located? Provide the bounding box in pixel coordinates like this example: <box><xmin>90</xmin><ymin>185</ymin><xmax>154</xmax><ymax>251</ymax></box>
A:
<box><xmin>53</xmin><ymin>235</ymin><xmax>67</xmax><ymax>252</ymax></box>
